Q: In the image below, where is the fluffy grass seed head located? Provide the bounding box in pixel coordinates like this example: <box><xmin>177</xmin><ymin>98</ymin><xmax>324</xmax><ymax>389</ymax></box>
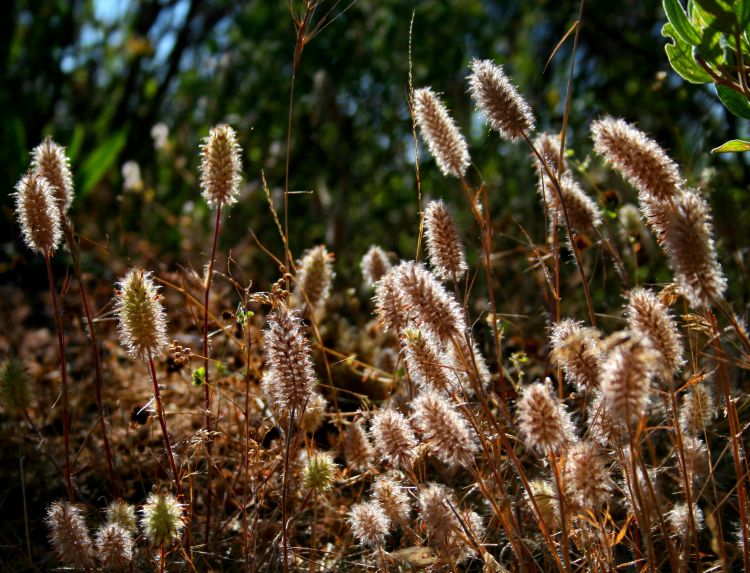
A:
<box><xmin>667</xmin><ymin>502</ymin><xmax>704</xmax><ymax>537</ymax></box>
<box><xmin>625</xmin><ymin>288</ymin><xmax>684</xmax><ymax>378</ymax></box>
<box><xmin>114</xmin><ymin>269</ymin><xmax>169</xmax><ymax>361</ymax></box>
<box><xmin>14</xmin><ymin>172</ymin><xmax>62</xmax><ymax>255</ymax></box>
<box><xmin>0</xmin><ymin>358</ymin><xmax>31</xmax><ymax>415</ymax></box>
<box><xmin>95</xmin><ymin>523</ymin><xmax>134</xmax><ymax>570</ymax></box>
<box><xmin>372</xmin><ymin>475</ymin><xmax>412</xmax><ymax>523</ymax></box>
<box><xmin>564</xmin><ymin>441</ymin><xmax>611</xmax><ymax>509</ymax></box>
<box><xmin>414</xmin><ymin>87</ymin><xmax>471</xmax><ymax>177</ymax></box>
<box><xmin>418</xmin><ymin>483</ymin><xmax>481</xmax><ymax>562</ymax></box>
<box><xmin>140</xmin><ymin>491</ymin><xmax>184</xmax><ymax>547</ymax></box>
<box><xmin>533</xmin><ymin>132</ymin><xmax>566</xmax><ymax>174</ymax></box>
<box><xmin>361</xmin><ymin>245</ymin><xmax>392</xmax><ymax>287</ymax></box>
<box><xmin>600</xmin><ymin>340</ymin><xmax>655</xmax><ymax>427</ymax></box>
<box><xmin>295</xmin><ymin>245</ymin><xmax>334</xmax><ymax>310</ymax></box>
<box><xmin>680</xmin><ymin>381</ymin><xmax>714</xmax><ymax>435</ymax></box>
<box><xmin>343</xmin><ymin>419</ymin><xmax>375</xmax><ymax>472</ymax></box>
<box><xmin>517</xmin><ymin>379</ymin><xmax>575</xmax><ymax>453</ymax></box>
<box><xmin>373</xmin><ymin>268</ymin><xmax>406</xmax><ymax>335</ymax></box>
<box><xmin>303</xmin><ymin>451</ymin><xmax>337</xmax><ymax>492</ymax></box>
<box><xmin>106</xmin><ymin>500</ymin><xmax>138</xmax><ymax>533</ymax></box>
<box><xmin>411</xmin><ymin>390</ymin><xmax>477</xmax><ymax>467</ymax></box>
<box><xmin>370</xmin><ymin>408</ymin><xmax>418</xmax><ymax>469</ymax></box>
<box><xmin>550</xmin><ymin>319</ymin><xmax>603</xmax><ymax>392</ymax></box>
<box><xmin>468</xmin><ymin>58</ymin><xmax>535</xmax><ymax>141</ymax></box>
<box><xmin>46</xmin><ymin>501</ymin><xmax>95</xmax><ymax>570</ymax></box>
<box><xmin>423</xmin><ymin>199</ymin><xmax>468</xmax><ymax>281</ymax></box>
<box><xmin>349</xmin><ymin>500</ymin><xmax>390</xmax><ymax>549</ymax></box>
<box><xmin>199</xmin><ymin>123</ymin><xmax>242</xmax><ymax>208</ymax></box>
<box><xmin>31</xmin><ymin>137</ymin><xmax>74</xmax><ymax>214</ymax></box>
<box><xmin>401</xmin><ymin>326</ymin><xmax>453</xmax><ymax>393</ymax></box>
<box><xmin>539</xmin><ymin>172</ymin><xmax>602</xmax><ymax>233</ymax></box>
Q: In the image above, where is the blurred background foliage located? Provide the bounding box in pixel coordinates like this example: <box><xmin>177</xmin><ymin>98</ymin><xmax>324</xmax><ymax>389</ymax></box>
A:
<box><xmin>2</xmin><ymin>0</ymin><xmax>749</xmax><ymax>304</ymax></box>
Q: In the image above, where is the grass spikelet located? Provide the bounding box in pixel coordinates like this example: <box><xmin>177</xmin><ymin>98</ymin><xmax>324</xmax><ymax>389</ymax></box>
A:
<box><xmin>401</xmin><ymin>326</ymin><xmax>453</xmax><ymax>393</ymax></box>
<box><xmin>105</xmin><ymin>500</ymin><xmax>138</xmax><ymax>533</ymax></box>
<box><xmin>295</xmin><ymin>244</ymin><xmax>334</xmax><ymax>310</ymax></box>
<box><xmin>414</xmin><ymin>87</ymin><xmax>471</xmax><ymax>177</ymax></box>
<box><xmin>679</xmin><ymin>382</ymin><xmax>714</xmax><ymax>435</ymax></box>
<box><xmin>600</xmin><ymin>340</ymin><xmax>654</xmax><ymax>427</ymax></box>
<box><xmin>199</xmin><ymin>123</ymin><xmax>242</xmax><ymax>208</ymax></box>
<box><xmin>302</xmin><ymin>451</ymin><xmax>337</xmax><ymax>492</ymax></box>
<box><xmin>31</xmin><ymin>136</ymin><xmax>74</xmax><ymax>214</ymax></box>
<box><xmin>114</xmin><ymin>268</ymin><xmax>169</xmax><ymax>361</ymax></box>
<box><xmin>468</xmin><ymin>58</ymin><xmax>535</xmax><ymax>141</ymax></box>
<box><xmin>423</xmin><ymin>199</ymin><xmax>468</xmax><ymax>281</ymax></box>
<box><xmin>95</xmin><ymin>523</ymin><xmax>133</xmax><ymax>570</ymax></box>
<box><xmin>373</xmin><ymin>268</ymin><xmax>406</xmax><ymax>335</ymax></box>
<box><xmin>533</xmin><ymin>131</ymin><xmax>566</xmax><ymax>174</ymax></box>
<box><xmin>550</xmin><ymin>319</ymin><xmax>603</xmax><ymax>392</ymax></box>
<box><xmin>140</xmin><ymin>491</ymin><xmax>184</xmax><ymax>547</ymax></box>
<box><xmin>343</xmin><ymin>419</ymin><xmax>375</xmax><ymax>471</ymax></box>
<box><xmin>361</xmin><ymin>245</ymin><xmax>392</xmax><ymax>287</ymax></box>
<box><xmin>539</xmin><ymin>171</ymin><xmax>601</xmax><ymax>233</ymax></box>
<box><xmin>13</xmin><ymin>172</ymin><xmax>61</xmax><ymax>255</ymax></box>
<box><xmin>564</xmin><ymin>441</ymin><xmax>611</xmax><ymax>509</ymax></box>
<box><xmin>411</xmin><ymin>390</ymin><xmax>477</xmax><ymax>468</ymax></box>
<box><xmin>517</xmin><ymin>379</ymin><xmax>574</xmax><ymax>453</ymax></box>
<box><xmin>348</xmin><ymin>500</ymin><xmax>390</xmax><ymax>549</ymax></box>
<box><xmin>45</xmin><ymin>501</ymin><xmax>95</xmax><ymax>570</ymax></box>
<box><xmin>667</xmin><ymin>502</ymin><xmax>704</xmax><ymax>537</ymax></box>
<box><xmin>372</xmin><ymin>476</ymin><xmax>411</xmax><ymax>523</ymax></box>
<box><xmin>370</xmin><ymin>409</ymin><xmax>417</xmax><ymax>469</ymax></box>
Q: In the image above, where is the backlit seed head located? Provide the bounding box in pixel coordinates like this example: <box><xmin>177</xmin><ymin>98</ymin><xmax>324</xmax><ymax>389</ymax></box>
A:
<box><xmin>372</xmin><ymin>476</ymin><xmax>411</xmax><ymax>523</ymax></box>
<box><xmin>105</xmin><ymin>500</ymin><xmax>138</xmax><ymax>533</ymax></box>
<box><xmin>600</xmin><ymin>339</ymin><xmax>655</xmax><ymax>427</ymax></box>
<box><xmin>411</xmin><ymin>390</ymin><xmax>477</xmax><ymax>468</ymax></box>
<box><xmin>370</xmin><ymin>408</ymin><xmax>418</xmax><ymax>469</ymax></box>
<box><xmin>423</xmin><ymin>199</ymin><xmax>468</xmax><ymax>281</ymax></box>
<box><xmin>539</xmin><ymin>172</ymin><xmax>601</xmax><ymax>233</ymax></box>
<box><xmin>199</xmin><ymin>123</ymin><xmax>242</xmax><ymax>208</ymax></box>
<box><xmin>550</xmin><ymin>319</ymin><xmax>603</xmax><ymax>392</ymax></box>
<box><xmin>95</xmin><ymin>523</ymin><xmax>133</xmax><ymax>570</ymax></box>
<box><xmin>373</xmin><ymin>269</ymin><xmax>406</xmax><ymax>335</ymax></box>
<box><xmin>343</xmin><ymin>419</ymin><xmax>375</xmax><ymax>471</ymax></box>
<box><xmin>349</xmin><ymin>500</ymin><xmax>390</xmax><ymax>549</ymax></box>
<box><xmin>667</xmin><ymin>502</ymin><xmax>704</xmax><ymax>537</ymax></box>
<box><xmin>14</xmin><ymin>172</ymin><xmax>62</xmax><ymax>255</ymax></box>
<box><xmin>46</xmin><ymin>501</ymin><xmax>95</xmax><ymax>570</ymax></box>
<box><xmin>517</xmin><ymin>379</ymin><xmax>575</xmax><ymax>453</ymax></box>
<box><xmin>468</xmin><ymin>59</ymin><xmax>535</xmax><ymax>141</ymax></box>
<box><xmin>361</xmin><ymin>245</ymin><xmax>392</xmax><ymax>287</ymax></box>
<box><xmin>401</xmin><ymin>326</ymin><xmax>453</xmax><ymax>393</ymax></box>
<box><xmin>140</xmin><ymin>491</ymin><xmax>184</xmax><ymax>547</ymax></box>
<box><xmin>302</xmin><ymin>451</ymin><xmax>337</xmax><ymax>492</ymax></box>
<box><xmin>414</xmin><ymin>87</ymin><xmax>471</xmax><ymax>177</ymax></box>
<box><xmin>679</xmin><ymin>381</ymin><xmax>714</xmax><ymax>435</ymax></box>
<box><xmin>418</xmin><ymin>483</ymin><xmax>481</xmax><ymax>562</ymax></box>
<box><xmin>564</xmin><ymin>441</ymin><xmax>611</xmax><ymax>509</ymax></box>
<box><xmin>295</xmin><ymin>245</ymin><xmax>334</xmax><ymax>310</ymax></box>
<box><xmin>114</xmin><ymin>269</ymin><xmax>169</xmax><ymax>361</ymax></box>
<box><xmin>533</xmin><ymin>132</ymin><xmax>566</xmax><ymax>174</ymax></box>
<box><xmin>524</xmin><ymin>479</ymin><xmax>560</xmax><ymax>530</ymax></box>
<box><xmin>587</xmin><ymin>391</ymin><xmax>623</xmax><ymax>446</ymax></box>
<box><xmin>31</xmin><ymin>137</ymin><xmax>74</xmax><ymax>214</ymax></box>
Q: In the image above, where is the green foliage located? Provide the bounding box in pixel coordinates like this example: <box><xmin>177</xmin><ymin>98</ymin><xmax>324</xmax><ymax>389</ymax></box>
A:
<box><xmin>711</xmin><ymin>138</ymin><xmax>750</xmax><ymax>152</ymax></box>
<box><xmin>0</xmin><ymin>358</ymin><xmax>30</xmax><ymax>415</ymax></box>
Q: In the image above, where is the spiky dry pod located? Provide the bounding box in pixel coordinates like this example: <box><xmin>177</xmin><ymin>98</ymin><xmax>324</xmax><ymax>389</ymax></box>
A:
<box><xmin>361</xmin><ymin>245</ymin><xmax>392</xmax><ymax>287</ymax></box>
<box><xmin>373</xmin><ymin>269</ymin><xmax>406</xmax><ymax>336</ymax></box>
<box><xmin>105</xmin><ymin>500</ymin><xmax>138</xmax><ymax>533</ymax></box>
<box><xmin>95</xmin><ymin>523</ymin><xmax>133</xmax><ymax>570</ymax></box>
<box><xmin>372</xmin><ymin>475</ymin><xmax>412</xmax><ymax>523</ymax></box>
<box><xmin>31</xmin><ymin>137</ymin><xmax>74</xmax><ymax>214</ymax></box>
<box><xmin>199</xmin><ymin>123</ymin><xmax>242</xmax><ymax>208</ymax></box>
<box><xmin>539</xmin><ymin>171</ymin><xmax>602</xmax><ymax>233</ymax></box>
<box><xmin>370</xmin><ymin>408</ymin><xmax>418</xmax><ymax>469</ymax></box>
<box><xmin>13</xmin><ymin>172</ymin><xmax>62</xmax><ymax>255</ymax></box>
<box><xmin>680</xmin><ymin>382</ymin><xmax>714</xmax><ymax>435</ymax></box>
<box><xmin>45</xmin><ymin>501</ymin><xmax>95</xmax><ymax>570</ymax></box>
<box><xmin>533</xmin><ymin>132</ymin><xmax>566</xmax><ymax>174</ymax></box>
<box><xmin>590</xmin><ymin>116</ymin><xmax>683</xmax><ymax>203</ymax></box>
<box><xmin>0</xmin><ymin>358</ymin><xmax>31</xmax><ymax>415</ymax></box>
<box><xmin>550</xmin><ymin>319</ymin><xmax>603</xmax><ymax>393</ymax></box>
<box><xmin>262</xmin><ymin>304</ymin><xmax>317</xmax><ymax>416</ymax></box>
<box><xmin>302</xmin><ymin>451</ymin><xmax>337</xmax><ymax>492</ymax></box>
<box><xmin>667</xmin><ymin>502</ymin><xmax>704</xmax><ymax>537</ymax></box>
<box><xmin>413</xmin><ymin>87</ymin><xmax>471</xmax><ymax>178</ymax></box>
<box><xmin>564</xmin><ymin>441</ymin><xmax>611</xmax><ymax>509</ymax></box>
<box><xmin>662</xmin><ymin>189</ymin><xmax>727</xmax><ymax>308</ymax></box>
<box><xmin>423</xmin><ymin>199</ymin><xmax>468</xmax><ymax>281</ymax></box>
<box><xmin>587</xmin><ymin>392</ymin><xmax>623</xmax><ymax>446</ymax></box>
<box><xmin>625</xmin><ymin>288</ymin><xmax>684</xmax><ymax>378</ymax></box>
<box><xmin>401</xmin><ymin>326</ymin><xmax>453</xmax><ymax>393</ymax></box>
<box><xmin>295</xmin><ymin>245</ymin><xmax>334</xmax><ymax>310</ymax></box>
<box><xmin>411</xmin><ymin>390</ymin><xmax>477</xmax><ymax>468</ymax></box>
<box><xmin>678</xmin><ymin>435</ymin><xmax>708</xmax><ymax>486</ymax></box>
<box><xmin>343</xmin><ymin>420</ymin><xmax>374</xmax><ymax>472</ymax></box>
<box><xmin>140</xmin><ymin>491</ymin><xmax>184</xmax><ymax>547</ymax></box>
<box><xmin>600</xmin><ymin>340</ymin><xmax>655</xmax><ymax>428</ymax></box>
<box><xmin>114</xmin><ymin>269</ymin><xmax>169</xmax><ymax>361</ymax></box>
<box><xmin>468</xmin><ymin>59</ymin><xmax>535</xmax><ymax>141</ymax></box>
<box><xmin>517</xmin><ymin>379</ymin><xmax>575</xmax><ymax>453</ymax></box>
<box><xmin>394</xmin><ymin>261</ymin><xmax>466</xmax><ymax>344</ymax></box>
<box><xmin>349</xmin><ymin>500</ymin><xmax>390</xmax><ymax>549</ymax></box>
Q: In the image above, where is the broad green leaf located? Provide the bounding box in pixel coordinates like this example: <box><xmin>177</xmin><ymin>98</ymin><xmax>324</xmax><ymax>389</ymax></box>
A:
<box><xmin>694</xmin><ymin>0</ymin><xmax>737</xmax><ymax>34</ymax></box>
<box><xmin>738</xmin><ymin>0</ymin><xmax>750</xmax><ymax>29</ymax></box>
<box><xmin>711</xmin><ymin>138</ymin><xmax>750</xmax><ymax>152</ymax></box>
<box><xmin>79</xmin><ymin>128</ymin><xmax>129</xmax><ymax>197</ymax></box>
<box><xmin>716</xmin><ymin>84</ymin><xmax>750</xmax><ymax>118</ymax></box>
<box><xmin>662</xmin><ymin>23</ymin><xmax>714</xmax><ymax>83</ymax></box>
<box><xmin>664</xmin><ymin>0</ymin><xmax>702</xmax><ymax>45</ymax></box>
<box><xmin>67</xmin><ymin>124</ymin><xmax>85</xmax><ymax>163</ymax></box>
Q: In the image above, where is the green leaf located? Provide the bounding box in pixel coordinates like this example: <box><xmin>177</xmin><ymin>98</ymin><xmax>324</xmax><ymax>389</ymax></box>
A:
<box><xmin>694</xmin><ymin>0</ymin><xmax>737</xmax><ymax>34</ymax></box>
<box><xmin>737</xmin><ymin>0</ymin><xmax>750</xmax><ymax>29</ymax></box>
<box><xmin>67</xmin><ymin>124</ymin><xmax>85</xmax><ymax>163</ymax></box>
<box><xmin>711</xmin><ymin>138</ymin><xmax>750</xmax><ymax>152</ymax></box>
<box><xmin>662</xmin><ymin>23</ymin><xmax>714</xmax><ymax>83</ymax></box>
<box><xmin>78</xmin><ymin>128</ymin><xmax>128</xmax><ymax>197</ymax></box>
<box><xmin>664</xmin><ymin>0</ymin><xmax>702</xmax><ymax>45</ymax></box>
<box><xmin>716</xmin><ymin>84</ymin><xmax>750</xmax><ymax>118</ymax></box>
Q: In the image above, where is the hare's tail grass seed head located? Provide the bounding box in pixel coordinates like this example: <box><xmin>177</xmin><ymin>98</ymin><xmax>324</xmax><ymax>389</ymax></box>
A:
<box><xmin>95</xmin><ymin>523</ymin><xmax>134</xmax><ymax>570</ymax></box>
<box><xmin>302</xmin><ymin>451</ymin><xmax>337</xmax><ymax>492</ymax></box>
<box><xmin>423</xmin><ymin>199</ymin><xmax>468</xmax><ymax>281</ymax></box>
<box><xmin>46</xmin><ymin>501</ymin><xmax>95</xmax><ymax>570</ymax></box>
<box><xmin>372</xmin><ymin>476</ymin><xmax>412</xmax><ymax>523</ymax></box>
<box><xmin>539</xmin><ymin>172</ymin><xmax>602</xmax><ymax>234</ymax></box>
<box><xmin>517</xmin><ymin>379</ymin><xmax>574</xmax><ymax>453</ymax></box>
<box><xmin>295</xmin><ymin>244</ymin><xmax>334</xmax><ymax>310</ymax></box>
<box><xmin>414</xmin><ymin>86</ymin><xmax>471</xmax><ymax>178</ymax></box>
<box><xmin>361</xmin><ymin>245</ymin><xmax>392</xmax><ymax>287</ymax></box>
<box><xmin>14</xmin><ymin>172</ymin><xmax>62</xmax><ymax>256</ymax></box>
<box><xmin>564</xmin><ymin>441</ymin><xmax>611</xmax><ymax>509</ymax></box>
<box><xmin>199</xmin><ymin>123</ymin><xmax>243</xmax><ymax>208</ymax></box>
<box><xmin>370</xmin><ymin>408</ymin><xmax>418</xmax><ymax>470</ymax></box>
<box><xmin>349</xmin><ymin>500</ymin><xmax>390</xmax><ymax>549</ymax></box>
<box><xmin>600</xmin><ymin>340</ymin><xmax>655</xmax><ymax>427</ymax></box>
<box><xmin>31</xmin><ymin>137</ymin><xmax>74</xmax><ymax>214</ymax></box>
<box><xmin>411</xmin><ymin>390</ymin><xmax>477</xmax><ymax>468</ymax></box>
<box><xmin>550</xmin><ymin>319</ymin><xmax>603</xmax><ymax>393</ymax></box>
<box><xmin>468</xmin><ymin>58</ymin><xmax>535</xmax><ymax>142</ymax></box>
<box><xmin>114</xmin><ymin>269</ymin><xmax>169</xmax><ymax>362</ymax></box>
<box><xmin>374</xmin><ymin>268</ymin><xmax>406</xmax><ymax>335</ymax></box>
<box><xmin>343</xmin><ymin>419</ymin><xmax>375</xmax><ymax>471</ymax></box>
<box><xmin>141</xmin><ymin>491</ymin><xmax>184</xmax><ymax>547</ymax></box>
<box><xmin>533</xmin><ymin>131</ymin><xmax>566</xmax><ymax>174</ymax></box>
<box><xmin>401</xmin><ymin>326</ymin><xmax>453</xmax><ymax>393</ymax></box>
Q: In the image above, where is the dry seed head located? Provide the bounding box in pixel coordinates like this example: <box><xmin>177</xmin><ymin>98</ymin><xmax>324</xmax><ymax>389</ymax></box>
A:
<box><xmin>590</xmin><ymin>116</ymin><xmax>683</xmax><ymax>202</ymax></box>
<box><xmin>411</xmin><ymin>390</ymin><xmax>477</xmax><ymax>467</ymax></box>
<box><xmin>600</xmin><ymin>340</ymin><xmax>655</xmax><ymax>427</ymax></box>
<box><xmin>299</xmin><ymin>392</ymin><xmax>328</xmax><ymax>433</ymax></box>
<box><xmin>550</xmin><ymin>319</ymin><xmax>603</xmax><ymax>392</ymax></box>
<box><xmin>394</xmin><ymin>261</ymin><xmax>466</xmax><ymax>343</ymax></box>
<box><xmin>468</xmin><ymin>58</ymin><xmax>535</xmax><ymax>141</ymax></box>
<box><xmin>302</xmin><ymin>451</ymin><xmax>337</xmax><ymax>492</ymax></box>
<box><xmin>525</xmin><ymin>479</ymin><xmax>560</xmax><ymax>530</ymax></box>
<box><xmin>343</xmin><ymin>420</ymin><xmax>374</xmax><ymax>471</ymax></box>
<box><xmin>0</xmin><ymin>358</ymin><xmax>31</xmax><ymax>415</ymax></box>
<box><xmin>106</xmin><ymin>500</ymin><xmax>138</xmax><ymax>533</ymax></box>
<box><xmin>533</xmin><ymin>132</ymin><xmax>566</xmax><ymax>174</ymax></box>
<box><xmin>517</xmin><ymin>379</ymin><xmax>575</xmax><ymax>453</ymax></box>
<box><xmin>447</xmin><ymin>338</ymin><xmax>491</xmax><ymax>392</ymax></box>
<box><xmin>414</xmin><ymin>87</ymin><xmax>471</xmax><ymax>177</ymax></box>
<box><xmin>587</xmin><ymin>391</ymin><xmax>623</xmax><ymax>446</ymax></box>
<box><xmin>418</xmin><ymin>483</ymin><xmax>481</xmax><ymax>562</ymax></box>
<box><xmin>199</xmin><ymin>123</ymin><xmax>242</xmax><ymax>208</ymax></box>
<box><xmin>667</xmin><ymin>502</ymin><xmax>704</xmax><ymax>537</ymax></box>
<box><xmin>262</xmin><ymin>304</ymin><xmax>317</xmax><ymax>415</ymax></box>
<box><xmin>114</xmin><ymin>269</ymin><xmax>169</xmax><ymax>361</ymax></box>
<box><xmin>31</xmin><ymin>137</ymin><xmax>74</xmax><ymax>214</ymax></box>
<box><xmin>539</xmin><ymin>172</ymin><xmax>601</xmax><ymax>233</ymax></box>
<box><xmin>372</xmin><ymin>476</ymin><xmax>411</xmax><ymax>523</ymax></box>
<box><xmin>349</xmin><ymin>500</ymin><xmax>390</xmax><ymax>549</ymax></box>
<box><xmin>564</xmin><ymin>441</ymin><xmax>611</xmax><ymax>509</ymax></box>
<box><xmin>140</xmin><ymin>491</ymin><xmax>184</xmax><ymax>547</ymax></box>
<box><xmin>679</xmin><ymin>434</ymin><xmax>709</xmax><ymax>486</ymax></box>
<box><xmin>680</xmin><ymin>382</ymin><xmax>714</xmax><ymax>435</ymax></box>
<box><xmin>95</xmin><ymin>523</ymin><xmax>133</xmax><ymax>570</ymax></box>
<box><xmin>46</xmin><ymin>501</ymin><xmax>95</xmax><ymax>570</ymax></box>
<box><xmin>373</xmin><ymin>268</ymin><xmax>406</xmax><ymax>335</ymax></box>
<box><xmin>662</xmin><ymin>189</ymin><xmax>726</xmax><ymax>307</ymax></box>
<box><xmin>401</xmin><ymin>326</ymin><xmax>453</xmax><ymax>393</ymax></box>
<box><xmin>295</xmin><ymin>245</ymin><xmax>334</xmax><ymax>310</ymax></box>
<box><xmin>374</xmin><ymin>347</ymin><xmax>398</xmax><ymax>374</ymax></box>
<box><xmin>361</xmin><ymin>245</ymin><xmax>392</xmax><ymax>286</ymax></box>
<box><xmin>625</xmin><ymin>288</ymin><xmax>684</xmax><ymax>378</ymax></box>
<box><xmin>370</xmin><ymin>408</ymin><xmax>418</xmax><ymax>469</ymax></box>
<box><xmin>14</xmin><ymin>172</ymin><xmax>62</xmax><ymax>255</ymax></box>
<box><xmin>423</xmin><ymin>199</ymin><xmax>468</xmax><ymax>281</ymax></box>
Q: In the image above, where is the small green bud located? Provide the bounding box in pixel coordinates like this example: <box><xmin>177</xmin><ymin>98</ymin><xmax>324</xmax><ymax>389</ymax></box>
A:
<box><xmin>140</xmin><ymin>492</ymin><xmax>184</xmax><ymax>547</ymax></box>
<box><xmin>302</xmin><ymin>452</ymin><xmax>337</xmax><ymax>493</ymax></box>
